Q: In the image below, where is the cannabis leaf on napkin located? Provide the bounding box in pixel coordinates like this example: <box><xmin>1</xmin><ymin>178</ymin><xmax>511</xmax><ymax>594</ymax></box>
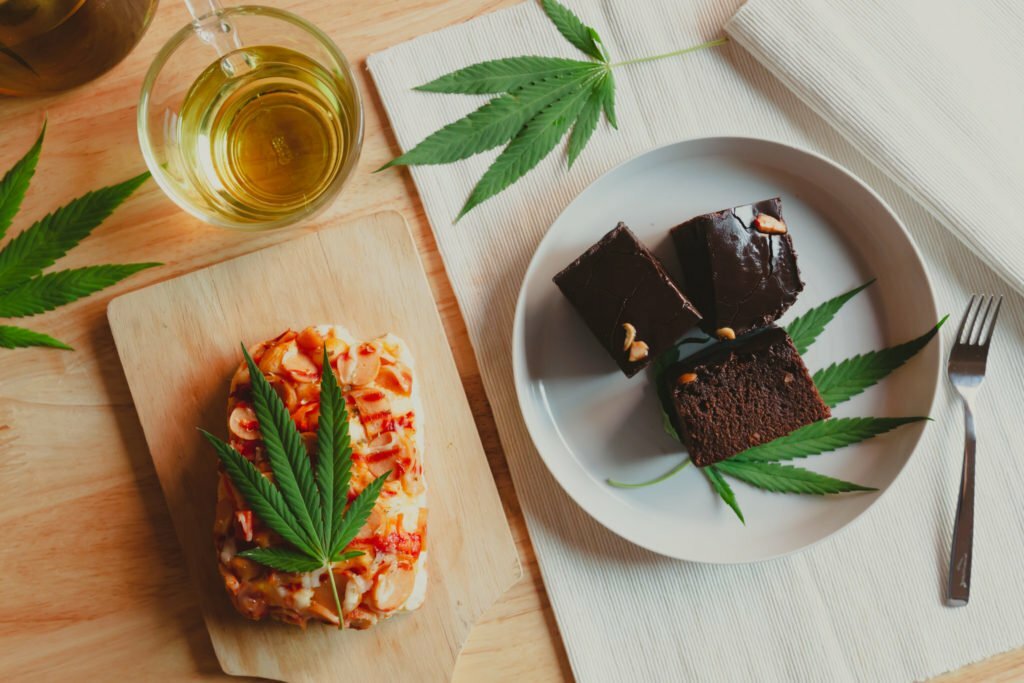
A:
<box><xmin>378</xmin><ymin>0</ymin><xmax>728</xmax><ymax>221</ymax></box>
<box><xmin>202</xmin><ymin>347</ymin><xmax>390</xmax><ymax>628</ymax></box>
<box><xmin>0</xmin><ymin>123</ymin><xmax>158</xmax><ymax>351</ymax></box>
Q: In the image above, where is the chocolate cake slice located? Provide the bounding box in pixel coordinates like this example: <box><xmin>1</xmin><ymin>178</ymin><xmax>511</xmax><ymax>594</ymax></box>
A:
<box><xmin>671</xmin><ymin>198</ymin><xmax>803</xmax><ymax>338</ymax></box>
<box><xmin>554</xmin><ymin>223</ymin><xmax>702</xmax><ymax>377</ymax></box>
<box><xmin>664</xmin><ymin>326</ymin><xmax>830</xmax><ymax>466</ymax></box>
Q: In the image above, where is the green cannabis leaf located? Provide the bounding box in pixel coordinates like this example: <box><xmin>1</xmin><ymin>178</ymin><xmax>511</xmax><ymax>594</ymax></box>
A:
<box><xmin>414</xmin><ymin>56</ymin><xmax>592</xmax><ymax>95</ymax></box>
<box><xmin>703</xmin><ymin>465</ymin><xmax>744</xmax><ymax>523</ymax></box>
<box><xmin>0</xmin><ymin>122</ymin><xmax>44</xmax><ymax>242</ymax></box>
<box><xmin>201</xmin><ymin>347</ymin><xmax>390</xmax><ymax>629</ymax></box>
<box><xmin>541</xmin><ymin>0</ymin><xmax>607</xmax><ymax>61</ymax></box>
<box><xmin>0</xmin><ymin>265</ymin><xmax>158</xmax><ymax>318</ymax></box>
<box><xmin>613</xmin><ymin>416</ymin><xmax>925</xmax><ymax>490</ymax></box>
<box><xmin>786</xmin><ymin>280</ymin><xmax>874</xmax><ymax>354</ymax></box>
<box><xmin>379</xmin><ymin>0</ymin><xmax>728</xmax><ymax>221</ymax></box>
<box><xmin>813</xmin><ymin>317</ymin><xmax>948</xmax><ymax>408</ymax></box>
<box><xmin>0</xmin><ymin>123</ymin><xmax>158</xmax><ymax>350</ymax></box>
<box><xmin>714</xmin><ymin>461</ymin><xmax>876</xmax><ymax>495</ymax></box>
<box><xmin>457</xmin><ymin>70</ymin><xmax>604</xmax><ymax>219</ymax></box>
<box><xmin>0</xmin><ymin>324</ymin><xmax>71</xmax><ymax>350</ymax></box>
<box><xmin>729</xmin><ymin>417</ymin><xmax>927</xmax><ymax>463</ymax></box>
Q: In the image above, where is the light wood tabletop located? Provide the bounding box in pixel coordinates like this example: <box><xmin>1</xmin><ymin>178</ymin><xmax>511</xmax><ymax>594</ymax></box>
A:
<box><xmin>0</xmin><ymin>1</ymin><xmax>1020</xmax><ymax>681</ymax></box>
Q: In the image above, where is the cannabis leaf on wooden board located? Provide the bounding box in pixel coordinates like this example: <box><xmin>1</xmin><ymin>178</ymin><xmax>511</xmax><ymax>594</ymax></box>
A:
<box><xmin>608</xmin><ymin>279</ymin><xmax>944</xmax><ymax>524</ymax></box>
<box><xmin>0</xmin><ymin>123</ymin><xmax>159</xmax><ymax>350</ymax></box>
<box><xmin>378</xmin><ymin>0</ymin><xmax>728</xmax><ymax>221</ymax></box>
<box><xmin>201</xmin><ymin>347</ymin><xmax>390</xmax><ymax>628</ymax></box>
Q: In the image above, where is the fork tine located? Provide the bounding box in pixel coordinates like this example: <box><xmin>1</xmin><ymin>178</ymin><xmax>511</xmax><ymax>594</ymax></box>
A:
<box><xmin>955</xmin><ymin>294</ymin><xmax>977</xmax><ymax>345</ymax></box>
<box><xmin>969</xmin><ymin>295</ymin><xmax>995</xmax><ymax>345</ymax></box>
<box><xmin>979</xmin><ymin>295</ymin><xmax>1004</xmax><ymax>347</ymax></box>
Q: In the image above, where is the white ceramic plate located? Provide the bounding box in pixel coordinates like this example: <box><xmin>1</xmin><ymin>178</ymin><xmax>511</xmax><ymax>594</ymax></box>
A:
<box><xmin>512</xmin><ymin>137</ymin><xmax>940</xmax><ymax>563</ymax></box>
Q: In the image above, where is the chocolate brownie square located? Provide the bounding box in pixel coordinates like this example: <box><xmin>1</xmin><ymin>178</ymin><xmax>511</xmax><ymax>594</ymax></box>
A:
<box><xmin>671</xmin><ymin>197</ymin><xmax>803</xmax><ymax>338</ymax></box>
<box><xmin>554</xmin><ymin>223</ymin><xmax>702</xmax><ymax>377</ymax></box>
<box><xmin>664</xmin><ymin>326</ymin><xmax>830</xmax><ymax>466</ymax></box>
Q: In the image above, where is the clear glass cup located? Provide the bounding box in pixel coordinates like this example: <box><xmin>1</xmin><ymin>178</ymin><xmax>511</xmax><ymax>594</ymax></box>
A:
<box><xmin>138</xmin><ymin>4</ymin><xmax>364</xmax><ymax>231</ymax></box>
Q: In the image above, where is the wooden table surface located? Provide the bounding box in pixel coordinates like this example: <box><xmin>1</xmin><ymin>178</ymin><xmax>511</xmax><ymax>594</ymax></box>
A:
<box><xmin>0</xmin><ymin>1</ymin><xmax>1020</xmax><ymax>680</ymax></box>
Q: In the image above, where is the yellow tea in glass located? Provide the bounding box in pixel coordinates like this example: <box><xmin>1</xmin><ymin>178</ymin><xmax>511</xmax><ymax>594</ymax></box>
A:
<box><xmin>0</xmin><ymin>0</ymin><xmax>157</xmax><ymax>95</ymax></box>
<box><xmin>138</xmin><ymin>6</ymin><xmax>363</xmax><ymax>230</ymax></box>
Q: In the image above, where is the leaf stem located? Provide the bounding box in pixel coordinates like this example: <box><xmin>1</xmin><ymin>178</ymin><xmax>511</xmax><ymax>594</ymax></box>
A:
<box><xmin>326</xmin><ymin>564</ymin><xmax>344</xmax><ymax>630</ymax></box>
<box><xmin>607</xmin><ymin>458</ymin><xmax>690</xmax><ymax>489</ymax></box>
<box><xmin>610</xmin><ymin>37</ymin><xmax>728</xmax><ymax>68</ymax></box>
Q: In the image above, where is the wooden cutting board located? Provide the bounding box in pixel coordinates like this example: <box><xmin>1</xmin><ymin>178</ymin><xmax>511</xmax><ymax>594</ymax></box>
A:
<box><xmin>107</xmin><ymin>211</ymin><xmax>521</xmax><ymax>682</ymax></box>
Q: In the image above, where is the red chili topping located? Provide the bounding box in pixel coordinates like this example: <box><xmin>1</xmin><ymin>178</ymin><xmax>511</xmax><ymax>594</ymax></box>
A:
<box><xmin>366</xmin><ymin>447</ymin><xmax>401</xmax><ymax>463</ymax></box>
<box><xmin>371</xmin><ymin>531</ymin><xmax>422</xmax><ymax>558</ymax></box>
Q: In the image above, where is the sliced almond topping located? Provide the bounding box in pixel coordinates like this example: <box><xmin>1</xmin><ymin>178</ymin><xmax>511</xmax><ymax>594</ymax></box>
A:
<box><xmin>339</xmin><ymin>342</ymin><xmax>382</xmax><ymax>386</ymax></box>
<box><xmin>282</xmin><ymin>346</ymin><xmax>319</xmax><ymax>383</ymax></box>
<box><xmin>753</xmin><ymin>213</ymin><xmax>788</xmax><ymax>235</ymax></box>
<box><xmin>258</xmin><ymin>342</ymin><xmax>288</xmax><ymax>375</ymax></box>
<box><xmin>621</xmin><ymin>322</ymin><xmax>637</xmax><ymax>351</ymax></box>
<box><xmin>323</xmin><ymin>336</ymin><xmax>349</xmax><ymax>362</ymax></box>
<box><xmin>370</xmin><ymin>564</ymin><xmax>417</xmax><ymax>613</ymax></box>
<box><xmin>267</xmin><ymin>375</ymin><xmax>298</xmax><ymax>412</ymax></box>
<box><xmin>378</xmin><ymin>362</ymin><xmax>413</xmax><ymax>395</ymax></box>
<box><xmin>716</xmin><ymin>327</ymin><xmax>736</xmax><ymax>341</ymax></box>
<box><xmin>296</xmin><ymin>326</ymin><xmax>324</xmax><ymax>355</ymax></box>
<box><xmin>228</xmin><ymin>404</ymin><xmax>260</xmax><ymax>440</ymax></box>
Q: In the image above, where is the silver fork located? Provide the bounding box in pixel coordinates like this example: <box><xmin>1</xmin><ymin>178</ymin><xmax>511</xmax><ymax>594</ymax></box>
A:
<box><xmin>946</xmin><ymin>294</ymin><xmax>1003</xmax><ymax>606</ymax></box>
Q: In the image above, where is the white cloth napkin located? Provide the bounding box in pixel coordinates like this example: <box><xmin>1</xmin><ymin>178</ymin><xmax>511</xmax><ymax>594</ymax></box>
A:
<box><xmin>725</xmin><ymin>0</ymin><xmax>1024</xmax><ymax>298</ymax></box>
<box><xmin>367</xmin><ymin>2</ymin><xmax>1024</xmax><ymax>681</ymax></box>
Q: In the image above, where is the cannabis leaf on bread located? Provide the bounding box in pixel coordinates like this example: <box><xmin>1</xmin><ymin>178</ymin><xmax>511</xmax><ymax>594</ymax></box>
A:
<box><xmin>0</xmin><ymin>123</ymin><xmax>158</xmax><ymax>350</ymax></box>
<box><xmin>379</xmin><ymin>0</ymin><xmax>727</xmax><ymax>221</ymax></box>
<box><xmin>609</xmin><ymin>280</ymin><xmax>944</xmax><ymax>524</ymax></box>
<box><xmin>201</xmin><ymin>347</ymin><xmax>390</xmax><ymax>628</ymax></box>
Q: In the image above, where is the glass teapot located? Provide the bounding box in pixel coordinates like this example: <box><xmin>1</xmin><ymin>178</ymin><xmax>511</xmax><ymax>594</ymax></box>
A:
<box><xmin>0</xmin><ymin>0</ymin><xmax>158</xmax><ymax>95</ymax></box>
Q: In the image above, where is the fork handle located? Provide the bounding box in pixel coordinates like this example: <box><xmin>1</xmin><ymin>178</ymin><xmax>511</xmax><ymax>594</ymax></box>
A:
<box><xmin>947</xmin><ymin>400</ymin><xmax>975</xmax><ymax>606</ymax></box>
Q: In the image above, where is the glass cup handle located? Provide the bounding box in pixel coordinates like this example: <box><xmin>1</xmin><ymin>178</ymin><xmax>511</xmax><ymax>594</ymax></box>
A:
<box><xmin>184</xmin><ymin>0</ymin><xmax>247</xmax><ymax>66</ymax></box>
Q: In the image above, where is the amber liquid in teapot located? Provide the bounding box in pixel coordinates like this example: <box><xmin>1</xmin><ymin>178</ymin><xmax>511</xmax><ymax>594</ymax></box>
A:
<box><xmin>0</xmin><ymin>0</ymin><xmax>157</xmax><ymax>95</ymax></box>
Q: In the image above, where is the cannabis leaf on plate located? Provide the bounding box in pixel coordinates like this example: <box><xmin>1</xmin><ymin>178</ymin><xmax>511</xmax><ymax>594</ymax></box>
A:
<box><xmin>785</xmin><ymin>280</ymin><xmax>874</xmax><ymax>354</ymax></box>
<box><xmin>379</xmin><ymin>0</ymin><xmax>728</xmax><ymax>221</ymax></box>
<box><xmin>704</xmin><ymin>465</ymin><xmax>744</xmax><ymax>523</ymax></box>
<box><xmin>713</xmin><ymin>461</ymin><xmax>876</xmax><ymax>496</ymax></box>
<box><xmin>609</xmin><ymin>279</ymin><xmax>943</xmax><ymax>524</ymax></box>
<box><xmin>728</xmin><ymin>417</ymin><xmax>928</xmax><ymax>463</ymax></box>
<box><xmin>813</xmin><ymin>316</ymin><xmax>947</xmax><ymax>408</ymax></box>
<box><xmin>0</xmin><ymin>123</ymin><xmax>158</xmax><ymax>350</ymax></box>
<box><xmin>201</xmin><ymin>347</ymin><xmax>390</xmax><ymax>628</ymax></box>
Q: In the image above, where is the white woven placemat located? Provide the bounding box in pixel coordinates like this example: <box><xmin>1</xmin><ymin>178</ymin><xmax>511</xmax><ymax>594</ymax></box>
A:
<box><xmin>367</xmin><ymin>2</ymin><xmax>1024</xmax><ymax>681</ymax></box>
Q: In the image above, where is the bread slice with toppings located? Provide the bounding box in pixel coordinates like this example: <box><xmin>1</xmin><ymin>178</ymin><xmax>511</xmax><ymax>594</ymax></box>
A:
<box><xmin>215</xmin><ymin>326</ymin><xmax>427</xmax><ymax>629</ymax></box>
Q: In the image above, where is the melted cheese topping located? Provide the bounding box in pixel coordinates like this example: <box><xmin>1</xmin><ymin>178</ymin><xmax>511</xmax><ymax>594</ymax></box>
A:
<box><xmin>215</xmin><ymin>325</ymin><xmax>427</xmax><ymax>629</ymax></box>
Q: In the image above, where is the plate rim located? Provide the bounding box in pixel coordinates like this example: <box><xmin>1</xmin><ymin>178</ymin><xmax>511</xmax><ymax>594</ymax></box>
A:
<box><xmin>511</xmin><ymin>134</ymin><xmax>941</xmax><ymax>564</ymax></box>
